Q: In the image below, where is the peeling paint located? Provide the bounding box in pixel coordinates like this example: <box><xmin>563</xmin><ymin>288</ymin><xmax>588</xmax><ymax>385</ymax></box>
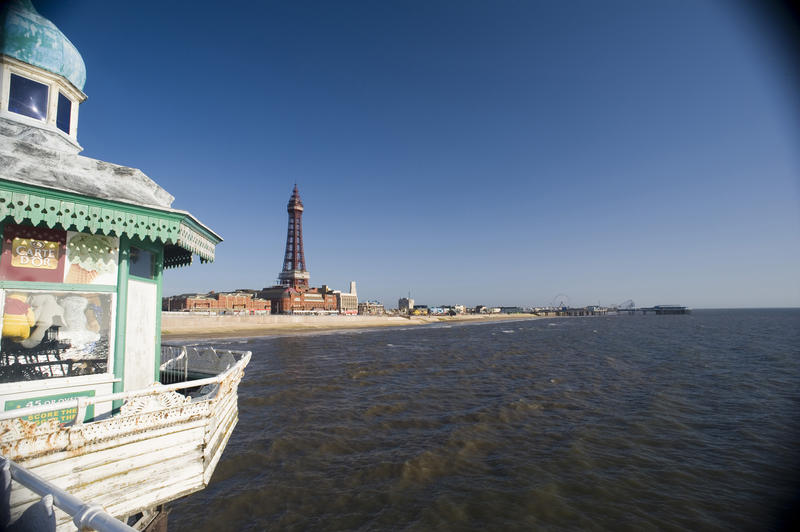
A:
<box><xmin>2</xmin><ymin>352</ymin><xmax>250</xmax><ymax>525</ymax></box>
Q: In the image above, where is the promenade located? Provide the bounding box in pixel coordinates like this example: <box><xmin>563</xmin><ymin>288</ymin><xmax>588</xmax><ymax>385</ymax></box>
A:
<box><xmin>161</xmin><ymin>312</ymin><xmax>546</xmax><ymax>340</ymax></box>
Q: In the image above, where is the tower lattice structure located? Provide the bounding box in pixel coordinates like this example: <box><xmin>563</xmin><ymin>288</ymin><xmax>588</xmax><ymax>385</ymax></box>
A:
<box><xmin>278</xmin><ymin>185</ymin><xmax>310</xmax><ymax>289</ymax></box>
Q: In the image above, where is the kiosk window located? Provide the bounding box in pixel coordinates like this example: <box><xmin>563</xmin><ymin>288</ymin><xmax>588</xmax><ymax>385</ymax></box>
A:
<box><xmin>0</xmin><ymin>290</ymin><xmax>114</xmax><ymax>383</ymax></box>
<box><xmin>9</xmin><ymin>74</ymin><xmax>49</xmax><ymax>121</ymax></box>
<box><xmin>129</xmin><ymin>247</ymin><xmax>155</xmax><ymax>279</ymax></box>
<box><xmin>57</xmin><ymin>92</ymin><xmax>72</xmax><ymax>134</ymax></box>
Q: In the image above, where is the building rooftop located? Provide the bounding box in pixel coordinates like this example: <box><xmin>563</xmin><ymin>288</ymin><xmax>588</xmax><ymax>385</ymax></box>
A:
<box><xmin>0</xmin><ymin>116</ymin><xmax>174</xmax><ymax>208</ymax></box>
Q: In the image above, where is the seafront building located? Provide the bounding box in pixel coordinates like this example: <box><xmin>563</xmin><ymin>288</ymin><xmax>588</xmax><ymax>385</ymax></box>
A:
<box><xmin>163</xmin><ymin>291</ymin><xmax>270</xmax><ymax>314</ymax></box>
<box><xmin>258</xmin><ymin>283</ymin><xmax>339</xmax><ymax>314</ymax></box>
<box><xmin>0</xmin><ymin>2</ymin><xmax>250</xmax><ymax>529</ymax></box>
<box><xmin>358</xmin><ymin>301</ymin><xmax>385</xmax><ymax>315</ymax></box>
<box><xmin>334</xmin><ymin>281</ymin><xmax>358</xmax><ymax>315</ymax></box>
<box><xmin>398</xmin><ymin>297</ymin><xmax>414</xmax><ymax>313</ymax></box>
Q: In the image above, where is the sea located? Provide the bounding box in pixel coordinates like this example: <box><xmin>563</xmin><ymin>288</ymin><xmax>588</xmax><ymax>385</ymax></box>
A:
<box><xmin>168</xmin><ymin>309</ymin><xmax>800</xmax><ymax>531</ymax></box>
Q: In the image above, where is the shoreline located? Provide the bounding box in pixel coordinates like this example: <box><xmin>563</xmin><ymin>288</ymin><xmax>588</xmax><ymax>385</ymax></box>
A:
<box><xmin>161</xmin><ymin>312</ymin><xmax>554</xmax><ymax>341</ymax></box>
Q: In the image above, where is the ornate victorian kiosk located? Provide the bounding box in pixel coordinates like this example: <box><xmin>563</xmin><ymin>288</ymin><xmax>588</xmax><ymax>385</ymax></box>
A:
<box><xmin>0</xmin><ymin>2</ymin><xmax>250</xmax><ymax>530</ymax></box>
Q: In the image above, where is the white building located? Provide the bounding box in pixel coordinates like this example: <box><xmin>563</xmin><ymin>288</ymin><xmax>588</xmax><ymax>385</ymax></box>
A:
<box><xmin>336</xmin><ymin>281</ymin><xmax>358</xmax><ymax>315</ymax></box>
<box><xmin>398</xmin><ymin>297</ymin><xmax>414</xmax><ymax>313</ymax></box>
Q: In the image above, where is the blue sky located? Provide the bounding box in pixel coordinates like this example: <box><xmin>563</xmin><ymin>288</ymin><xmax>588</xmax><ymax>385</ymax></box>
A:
<box><xmin>41</xmin><ymin>1</ymin><xmax>799</xmax><ymax>308</ymax></box>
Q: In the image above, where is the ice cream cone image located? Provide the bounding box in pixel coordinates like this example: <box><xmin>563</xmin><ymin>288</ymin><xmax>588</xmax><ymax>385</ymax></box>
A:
<box><xmin>66</xmin><ymin>263</ymin><xmax>99</xmax><ymax>284</ymax></box>
<box><xmin>65</xmin><ymin>233</ymin><xmax>118</xmax><ymax>285</ymax></box>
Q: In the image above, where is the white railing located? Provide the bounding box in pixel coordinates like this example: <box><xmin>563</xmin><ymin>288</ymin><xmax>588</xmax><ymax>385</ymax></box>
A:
<box><xmin>1</xmin><ymin>457</ymin><xmax>136</xmax><ymax>531</ymax></box>
<box><xmin>0</xmin><ymin>348</ymin><xmax>251</xmax><ymax>424</ymax></box>
<box><xmin>160</xmin><ymin>345</ymin><xmax>242</xmax><ymax>385</ymax></box>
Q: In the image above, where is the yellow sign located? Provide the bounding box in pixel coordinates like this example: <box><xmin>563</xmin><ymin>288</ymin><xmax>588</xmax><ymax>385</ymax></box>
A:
<box><xmin>11</xmin><ymin>237</ymin><xmax>60</xmax><ymax>269</ymax></box>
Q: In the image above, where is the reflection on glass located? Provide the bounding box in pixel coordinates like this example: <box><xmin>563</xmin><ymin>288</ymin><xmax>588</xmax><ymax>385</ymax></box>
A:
<box><xmin>57</xmin><ymin>92</ymin><xmax>71</xmax><ymax>134</ymax></box>
<box><xmin>129</xmin><ymin>247</ymin><xmax>155</xmax><ymax>279</ymax></box>
<box><xmin>65</xmin><ymin>232</ymin><xmax>119</xmax><ymax>285</ymax></box>
<box><xmin>9</xmin><ymin>74</ymin><xmax>49</xmax><ymax>121</ymax></box>
<box><xmin>0</xmin><ymin>290</ymin><xmax>114</xmax><ymax>383</ymax></box>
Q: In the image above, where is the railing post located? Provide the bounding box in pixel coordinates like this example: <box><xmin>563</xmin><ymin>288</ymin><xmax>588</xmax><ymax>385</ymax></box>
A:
<box><xmin>74</xmin><ymin>397</ymin><xmax>89</xmax><ymax>426</ymax></box>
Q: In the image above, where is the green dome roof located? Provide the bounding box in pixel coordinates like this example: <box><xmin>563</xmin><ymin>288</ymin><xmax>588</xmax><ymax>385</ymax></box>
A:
<box><xmin>1</xmin><ymin>0</ymin><xmax>86</xmax><ymax>91</ymax></box>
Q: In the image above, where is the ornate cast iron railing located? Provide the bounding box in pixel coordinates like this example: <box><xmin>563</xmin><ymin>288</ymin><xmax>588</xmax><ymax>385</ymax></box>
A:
<box><xmin>0</xmin><ymin>347</ymin><xmax>250</xmax><ymax>425</ymax></box>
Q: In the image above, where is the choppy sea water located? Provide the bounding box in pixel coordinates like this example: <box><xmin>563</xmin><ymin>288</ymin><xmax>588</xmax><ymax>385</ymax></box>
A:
<box><xmin>169</xmin><ymin>309</ymin><xmax>800</xmax><ymax>531</ymax></box>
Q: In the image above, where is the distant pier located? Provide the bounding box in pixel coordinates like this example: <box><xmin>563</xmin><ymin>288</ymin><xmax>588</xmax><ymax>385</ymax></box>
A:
<box><xmin>534</xmin><ymin>305</ymin><xmax>691</xmax><ymax>317</ymax></box>
<box><xmin>615</xmin><ymin>305</ymin><xmax>691</xmax><ymax>315</ymax></box>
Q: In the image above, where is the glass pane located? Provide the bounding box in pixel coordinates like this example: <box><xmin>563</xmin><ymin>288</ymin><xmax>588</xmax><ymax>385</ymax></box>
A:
<box><xmin>9</xmin><ymin>74</ymin><xmax>48</xmax><ymax>121</ymax></box>
<box><xmin>129</xmin><ymin>247</ymin><xmax>155</xmax><ymax>279</ymax></box>
<box><xmin>65</xmin><ymin>232</ymin><xmax>119</xmax><ymax>285</ymax></box>
<box><xmin>1</xmin><ymin>290</ymin><xmax>115</xmax><ymax>383</ymax></box>
<box><xmin>57</xmin><ymin>92</ymin><xmax>71</xmax><ymax>133</ymax></box>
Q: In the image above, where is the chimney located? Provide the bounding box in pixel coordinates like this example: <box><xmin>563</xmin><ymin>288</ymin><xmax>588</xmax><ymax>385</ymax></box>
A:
<box><xmin>350</xmin><ymin>281</ymin><xmax>357</xmax><ymax>295</ymax></box>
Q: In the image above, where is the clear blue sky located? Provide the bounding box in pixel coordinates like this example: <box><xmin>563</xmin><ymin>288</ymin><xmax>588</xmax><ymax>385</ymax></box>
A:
<box><xmin>40</xmin><ymin>1</ymin><xmax>799</xmax><ymax>308</ymax></box>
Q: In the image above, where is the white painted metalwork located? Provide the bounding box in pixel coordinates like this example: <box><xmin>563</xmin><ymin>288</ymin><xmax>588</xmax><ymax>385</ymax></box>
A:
<box><xmin>0</xmin><ymin>348</ymin><xmax>248</xmax><ymax>423</ymax></box>
<box><xmin>2</xmin><ymin>457</ymin><xmax>136</xmax><ymax>531</ymax></box>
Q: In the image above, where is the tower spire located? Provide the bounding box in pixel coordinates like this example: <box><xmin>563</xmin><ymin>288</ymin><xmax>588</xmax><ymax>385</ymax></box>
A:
<box><xmin>278</xmin><ymin>185</ymin><xmax>309</xmax><ymax>289</ymax></box>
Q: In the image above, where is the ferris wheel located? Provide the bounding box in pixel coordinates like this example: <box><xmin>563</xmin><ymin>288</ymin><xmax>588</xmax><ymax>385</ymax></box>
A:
<box><xmin>549</xmin><ymin>293</ymin><xmax>570</xmax><ymax>308</ymax></box>
<box><xmin>617</xmin><ymin>299</ymin><xmax>636</xmax><ymax>310</ymax></box>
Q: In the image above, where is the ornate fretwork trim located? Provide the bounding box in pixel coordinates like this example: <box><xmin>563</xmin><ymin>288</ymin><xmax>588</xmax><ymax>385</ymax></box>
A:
<box><xmin>0</xmin><ymin>180</ymin><xmax>219</xmax><ymax>263</ymax></box>
<box><xmin>178</xmin><ymin>222</ymin><xmax>217</xmax><ymax>263</ymax></box>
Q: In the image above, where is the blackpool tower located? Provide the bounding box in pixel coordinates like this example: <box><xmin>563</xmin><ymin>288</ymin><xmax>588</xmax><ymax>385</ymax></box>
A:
<box><xmin>278</xmin><ymin>185</ymin><xmax>310</xmax><ymax>289</ymax></box>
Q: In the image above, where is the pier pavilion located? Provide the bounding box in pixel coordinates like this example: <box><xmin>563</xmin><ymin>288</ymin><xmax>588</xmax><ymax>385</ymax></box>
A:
<box><xmin>1</xmin><ymin>2</ymin><xmax>250</xmax><ymax>529</ymax></box>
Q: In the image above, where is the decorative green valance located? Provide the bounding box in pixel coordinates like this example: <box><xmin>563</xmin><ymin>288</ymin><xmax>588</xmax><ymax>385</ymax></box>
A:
<box><xmin>164</xmin><ymin>245</ymin><xmax>194</xmax><ymax>269</ymax></box>
<box><xmin>0</xmin><ymin>180</ymin><xmax>220</xmax><ymax>264</ymax></box>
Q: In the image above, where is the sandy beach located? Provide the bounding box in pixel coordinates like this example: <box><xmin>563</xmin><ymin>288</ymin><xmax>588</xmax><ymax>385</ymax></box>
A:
<box><xmin>161</xmin><ymin>312</ymin><xmax>550</xmax><ymax>340</ymax></box>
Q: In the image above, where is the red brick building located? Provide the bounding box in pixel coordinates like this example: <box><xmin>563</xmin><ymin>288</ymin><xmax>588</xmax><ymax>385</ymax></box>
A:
<box><xmin>257</xmin><ymin>285</ymin><xmax>337</xmax><ymax>314</ymax></box>
<box><xmin>163</xmin><ymin>291</ymin><xmax>270</xmax><ymax>313</ymax></box>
